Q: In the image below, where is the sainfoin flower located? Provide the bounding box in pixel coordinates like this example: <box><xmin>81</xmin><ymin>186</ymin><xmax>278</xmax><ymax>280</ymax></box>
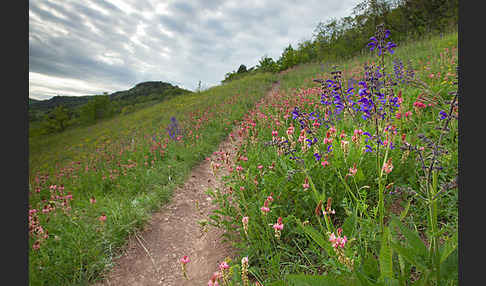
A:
<box><xmin>323</xmin><ymin>197</ymin><xmax>335</xmax><ymax>215</ymax></box>
<box><xmin>219</xmin><ymin>261</ymin><xmax>229</xmax><ymax>270</ymax></box>
<box><xmin>348</xmin><ymin>163</ymin><xmax>357</xmax><ymax>176</ymax></box>
<box><xmin>241</xmin><ymin>257</ymin><xmax>249</xmax><ymax>286</ymax></box>
<box><xmin>273</xmin><ymin>217</ymin><xmax>284</xmax><ymax>239</ymax></box>
<box><xmin>180</xmin><ymin>255</ymin><xmax>190</xmax><ymax>264</ymax></box>
<box><xmin>413</xmin><ymin>101</ymin><xmax>426</xmax><ymax>109</ymax></box>
<box><xmin>302</xmin><ymin>177</ymin><xmax>310</xmax><ymax>190</ymax></box>
<box><xmin>242</xmin><ymin>216</ymin><xmax>249</xmax><ymax>236</ymax></box>
<box><xmin>273</xmin><ymin>217</ymin><xmax>284</xmax><ymax>230</ymax></box>
<box><xmin>261</xmin><ymin>200</ymin><xmax>270</xmax><ymax>214</ymax></box>
<box><xmin>180</xmin><ymin>255</ymin><xmax>190</xmax><ymax>279</ymax></box>
<box><xmin>382</xmin><ymin>158</ymin><xmax>393</xmax><ymax>174</ymax></box>
<box><xmin>329</xmin><ymin>227</ymin><xmax>347</xmax><ymax>249</ymax></box>
<box><xmin>98</xmin><ymin>214</ymin><xmax>107</xmax><ymax>222</ymax></box>
<box><xmin>208</xmin><ymin>271</ymin><xmax>222</xmax><ymax>286</ymax></box>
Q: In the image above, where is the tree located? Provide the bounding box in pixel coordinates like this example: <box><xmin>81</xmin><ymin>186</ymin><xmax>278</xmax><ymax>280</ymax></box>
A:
<box><xmin>41</xmin><ymin>105</ymin><xmax>71</xmax><ymax>133</ymax></box>
<box><xmin>79</xmin><ymin>94</ymin><xmax>112</xmax><ymax>125</ymax></box>
<box><xmin>257</xmin><ymin>55</ymin><xmax>277</xmax><ymax>73</ymax></box>
<box><xmin>277</xmin><ymin>44</ymin><xmax>297</xmax><ymax>71</ymax></box>
<box><xmin>237</xmin><ymin>64</ymin><xmax>247</xmax><ymax>74</ymax></box>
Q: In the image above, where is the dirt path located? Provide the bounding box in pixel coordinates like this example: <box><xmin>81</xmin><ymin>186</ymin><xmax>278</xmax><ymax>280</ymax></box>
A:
<box><xmin>94</xmin><ymin>82</ymin><xmax>280</xmax><ymax>286</ymax></box>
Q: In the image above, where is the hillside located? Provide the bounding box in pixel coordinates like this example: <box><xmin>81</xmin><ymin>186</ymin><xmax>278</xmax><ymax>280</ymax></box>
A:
<box><xmin>28</xmin><ymin>81</ymin><xmax>192</xmax><ymax>121</ymax></box>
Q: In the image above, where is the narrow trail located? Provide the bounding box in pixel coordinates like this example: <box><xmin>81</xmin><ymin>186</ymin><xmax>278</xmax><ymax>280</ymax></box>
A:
<box><xmin>94</xmin><ymin>81</ymin><xmax>280</xmax><ymax>286</ymax></box>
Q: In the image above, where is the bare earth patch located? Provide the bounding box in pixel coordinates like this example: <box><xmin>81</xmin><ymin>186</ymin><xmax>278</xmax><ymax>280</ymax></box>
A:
<box><xmin>94</xmin><ymin>82</ymin><xmax>280</xmax><ymax>286</ymax></box>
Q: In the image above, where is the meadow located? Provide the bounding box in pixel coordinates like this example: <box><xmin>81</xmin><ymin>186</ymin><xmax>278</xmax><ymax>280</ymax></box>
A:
<box><xmin>28</xmin><ymin>72</ymin><xmax>277</xmax><ymax>285</ymax></box>
<box><xmin>28</xmin><ymin>24</ymin><xmax>458</xmax><ymax>286</ymax></box>
<box><xmin>206</xmin><ymin>27</ymin><xmax>458</xmax><ymax>285</ymax></box>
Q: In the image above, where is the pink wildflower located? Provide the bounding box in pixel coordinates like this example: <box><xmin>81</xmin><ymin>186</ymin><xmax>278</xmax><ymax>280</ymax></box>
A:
<box><xmin>180</xmin><ymin>255</ymin><xmax>190</xmax><ymax>264</ymax></box>
<box><xmin>242</xmin><ymin>216</ymin><xmax>249</xmax><ymax>224</ymax></box>
<box><xmin>413</xmin><ymin>101</ymin><xmax>426</xmax><ymax>109</ymax></box>
<box><xmin>382</xmin><ymin>158</ymin><xmax>393</xmax><ymax>174</ymax></box>
<box><xmin>242</xmin><ymin>216</ymin><xmax>249</xmax><ymax>235</ymax></box>
<box><xmin>32</xmin><ymin>240</ymin><xmax>41</xmax><ymax>251</ymax></box>
<box><xmin>219</xmin><ymin>261</ymin><xmax>229</xmax><ymax>271</ymax></box>
<box><xmin>180</xmin><ymin>255</ymin><xmax>190</xmax><ymax>279</ymax></box>
<box><xmin>273</xmin><ymin>217</ymin><xmax>284</xmax><ymax>231</ymax></box>
<box><xmin>286</xmin><ymin>125</ymin><xmax>294</xmax><ymax>136</ymax></box>
<box><xmin>348</xmin><ymin>163</ymin><xmax>357</xmax><ymax>176</ymax></box>
<box><xmin>260</xmin><ymin>206</ymin><xmax>270</xmax><ymax>213</ymax></box>
<box><xmin>329</xmin><ymin>228</ymin><xmax>348</xmax><ymax>249</ymax></box>
<box><xmin>261</xmin><ymin>200</ymin><xmax>270</xmax><ymax>214</ymax></box>
<box><xmin>99</xmin><ymin>214</ymin><xmax>107</xmax><ymax>222</ymax></box>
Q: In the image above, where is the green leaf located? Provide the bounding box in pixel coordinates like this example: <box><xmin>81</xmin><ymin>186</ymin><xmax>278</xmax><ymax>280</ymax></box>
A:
<box><xmin>439</xmin><ymin>231</ymin><xmax>458</xmax><ymax>264</ymax></box>
<box><xmin>439</xmin><ymin>248</ymin><xmax>458</xmax><ymax>282</ymax></box>
<box><xmin>299</xmin><ymin>223</ymin><xmax>332</xmax><ymax>255</ymax></box>
<box><xmin>390</xmin><ymin>216</ymin><xmax>427</xmax><ymax>257</ymax></box>
<box><xmin>379</xmin><ymin>227</ymin><xmax>394</xmax><ymax>282</ymax></box>
<box><xmin>399</xmin><ymin>199</ymin><xmax>411</xmax><ymax>220</ymax></box>
<box><xmin>355</xmin><ymin>270</ymin><xmax>376</xmax><ymax>286</ymax></box>
<box><xmin>286</xmin><ymin>274</ymin><xmax>343</xmax><ymax>286</ymax></box>
<box><xmin>342</xmin><ymin>213</ymin><xmax>356</xmax><ymax>237</ymax></box>
<box><xmin>390</xmin><ymin>241</ymin><xmax>428</xmax><ymax>272</ymax></box>
<box><xmin>361</xmin><ymin>253</ymin><xmax>380</xmax><ymax>280</ymax></box>
<box><xmin>267</xmin><ymin>281</ymin><xmax>286</xmax><ymax>286</ymax></box>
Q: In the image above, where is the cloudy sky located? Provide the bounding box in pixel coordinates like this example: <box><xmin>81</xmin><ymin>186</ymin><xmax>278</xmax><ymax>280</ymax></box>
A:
<box><xmin>29</xmin><ymin>0</ymin><xmax>361</xmax><ymax>100</ymax></box>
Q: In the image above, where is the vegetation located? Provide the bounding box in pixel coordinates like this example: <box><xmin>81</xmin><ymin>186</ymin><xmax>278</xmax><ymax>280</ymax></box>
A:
<box><xmin>29</xmin><ymin>81</ymin><xmax>192</xmax><ymax>136</ymax></box>
<box><xmin>28</xmin><ymin>72</ymin><xmax>277</xmax><ymax>285</ymax></box>
<box><xmin>222</xmin><ymin>0</ymin><xmax>457</xmax><ymax>83</ymax></box>
<box><xmin>28</xmin><ymin>0</ymin><xmax>458</xmax><ymax>285</ymax></box>
<box><xmin>207</xmin><ymin>27</ymin><xmax>458</xmax><ymax>285</ymax></box>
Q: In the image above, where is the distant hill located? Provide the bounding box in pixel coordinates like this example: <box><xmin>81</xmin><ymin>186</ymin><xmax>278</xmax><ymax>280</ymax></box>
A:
<box><xmin>29</xmin><ymin>81</ymin><xmax>192</xmax><ymax>121</ymax></box>
<box><xmin>29</xmin><ymin>95</ymin><xmax>97</xmax><ymax>112</ymax></box>
<box><xmin>109</xmin><ymin>81</ymin><xmax>185</xmax><ymax>101</ymax></box>
<box><xmin>29</xmin><ymin>98</ymin><xmax>41</xmax><ymax>105</ymax></box>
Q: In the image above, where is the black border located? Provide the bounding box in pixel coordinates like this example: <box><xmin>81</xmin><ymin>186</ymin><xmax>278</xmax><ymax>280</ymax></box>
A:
<box><xmin>10</xmin><ymin>0</ymin><xmax>29</xmax><ymax>285</ymax></box>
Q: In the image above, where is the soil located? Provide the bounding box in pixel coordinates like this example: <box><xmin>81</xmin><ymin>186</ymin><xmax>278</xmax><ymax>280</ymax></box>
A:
<box><xmin>93</xmin><ymin>82</ymin><xmax>280</xmax><ymax>286</ymax></box>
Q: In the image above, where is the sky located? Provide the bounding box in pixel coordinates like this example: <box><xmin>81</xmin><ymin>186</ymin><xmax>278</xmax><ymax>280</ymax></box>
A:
<box><xmin>29</xmin><ymin>0</ymin><xmax>361</xmax><ymax>100</ymax></box>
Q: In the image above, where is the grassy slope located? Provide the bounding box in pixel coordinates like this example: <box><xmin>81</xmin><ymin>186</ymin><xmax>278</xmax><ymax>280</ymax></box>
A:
<box><xmin>28</xmin><ymin>72</ymin><xmax>277</xmax><ymax>285</ymax></box>
<box><xmin>208</xmin><ymin>31</ymin><xmax>458</xmax><ymax>284</ymax></box>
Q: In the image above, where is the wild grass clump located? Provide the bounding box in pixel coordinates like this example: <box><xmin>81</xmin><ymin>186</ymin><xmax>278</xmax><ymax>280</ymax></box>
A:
<box><xmin>207</xmin><ymin>26</ymin><xmax>458</xmax><ymax>285</ymax></box>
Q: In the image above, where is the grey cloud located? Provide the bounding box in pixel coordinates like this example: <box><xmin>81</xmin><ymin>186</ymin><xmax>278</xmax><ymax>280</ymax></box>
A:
<box><xmin>29</xmin><ymin>0</ymin><xmax>361</xmax><ymax>98</ymax></box>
